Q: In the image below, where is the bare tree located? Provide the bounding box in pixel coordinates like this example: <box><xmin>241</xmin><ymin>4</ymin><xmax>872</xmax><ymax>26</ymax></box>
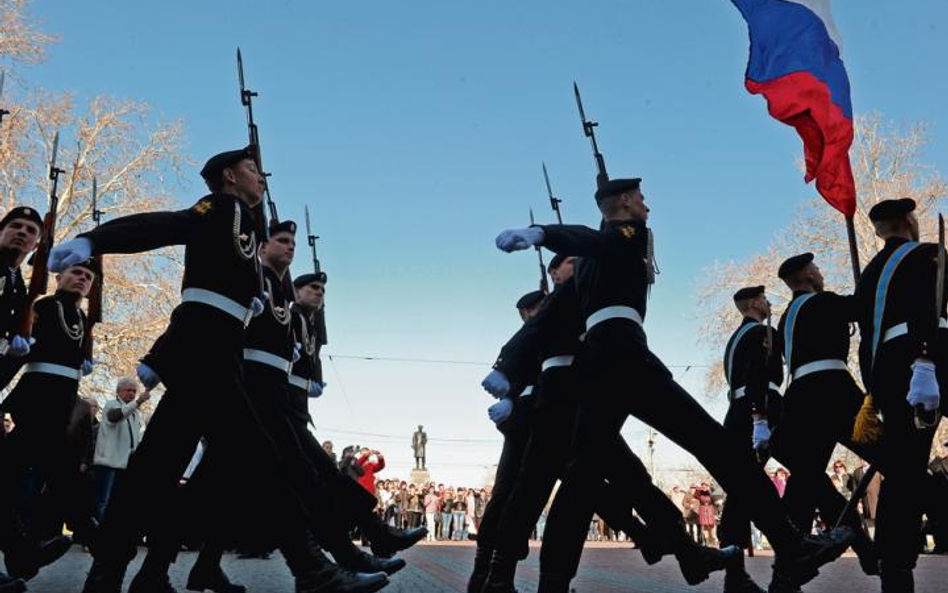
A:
<box><xmin>697</xmin><ymin>114</ymin><xmax>947</xmax><ymax>397</ymax></box>
<box><xmin>1</xmin><ymin>0</ymin><xmax>189</xmax><ymax>410</ymax></box>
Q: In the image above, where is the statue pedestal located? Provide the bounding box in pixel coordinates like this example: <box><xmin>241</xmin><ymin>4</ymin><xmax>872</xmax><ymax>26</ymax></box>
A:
<box><xmin>410</xmin><ymin>468</ymin><xmax>431</xmax><ymax>486</ymax></box>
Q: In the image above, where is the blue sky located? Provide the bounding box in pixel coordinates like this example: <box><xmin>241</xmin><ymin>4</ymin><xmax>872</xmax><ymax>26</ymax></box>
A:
<box><xmin>14</xmin><ymin>0</ymin><xmax>948</xmax><ymax>486</ymax></box>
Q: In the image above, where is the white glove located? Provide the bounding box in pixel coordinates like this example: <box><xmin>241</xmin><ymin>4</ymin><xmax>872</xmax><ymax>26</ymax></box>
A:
<box><xmin>495</xmin><ymin>227</ymin><xmax>545</xmax><ymax>253</ymax></box>
<box><xmin>309</xmin><ymin>382</ymin><xmax>325</xmax><ymax>398</ymax></box>
<box><xmin>907</xmin><ymin>360</ymin><xmax>940</xmax><ymax>411</ymax></box>
<box><xmin>251</xmin><ymin>297</ymin><xmax>265</xmax><ymax>317</ymax></box>
<box><xmin>8</xmin><ymin>335</ymin><xmax>35</xmax><ymax>357</ymax></box>
<box><xmin>481</xmin><ymin>369</ymin><xmax>511</xmax><ymax>399</ymax></box>
<box><xmin>82</xmin><ymin>359</ymin><xmax>94</xmax><ymax>376</ymax></box>
<box><xmin>137</xmin><ymin>363</ymin><xmax>161</xmax><ymax>390</ymax></box>
<box><xmin>48</xmin><ymin>237</ymin><xmax>93</xmax><ymax>272</ymax></box>
<box><xmin>292</xmin><ymin>342</ymin><xmax>302</xmax><ymax>363</ymax></box>
<box><xmin>488</xmin><ymin>398</ymin><xmax>514</xmax><ymax>425</ymax></box>
<box><xmin>752</xmin><ymin>418</ymin><xmax>771</xmax><ymax>451</ymax></box>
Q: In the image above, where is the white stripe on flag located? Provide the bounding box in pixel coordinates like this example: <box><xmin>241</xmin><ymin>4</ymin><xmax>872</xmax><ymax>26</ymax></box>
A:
<box><xmin>783</xmin><ymin>0</ymin><xmax>845</xmax><ymax>55</ymax></box>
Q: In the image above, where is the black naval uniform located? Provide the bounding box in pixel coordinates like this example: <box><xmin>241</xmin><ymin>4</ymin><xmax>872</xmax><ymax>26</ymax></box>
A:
<box><xmin>855</xmin><ymin>237</ymin><xmax>948</xmax><ymax>585</ymax></box>
<box><xmin>771</xmin><ymin>290</ymin><xmax>878</xmax><ymax>570</ymax></box>
<box><xmin>1</xmin><ymin>291</ymin><xmax>92</xmax><ymax>540</ymax></box>
<box><xmin>484</xmin><ymin>278</ymin><xmax>713</xmax><ymax>587</ymax></box>
<box><xmin>285</xmin><ymin>303</ymin><xmax>386</xmax><ymax>544</ymax></box>
<box><xmin>0</xmin><ymin>262</ymin><xmax>27</xmax><ymax>389</ymax></box>
<box><xmin>474</xmin><ymin>363</ymin><xmax>538</xmax><ymax>565</ymax></box>
<box><xmin>718</xmin><ymin>317</ymin><xmax>783</xmax><ymax>552</ymax></box>
<box><xmin>534</xmin><ymin>219</ymin><xmax>814</xmax><ymax>587</ymax></box>
<box><xmin>78</xmin><ymin>194</ymin><xmax>314</xmax><ymax>572</ymax></box>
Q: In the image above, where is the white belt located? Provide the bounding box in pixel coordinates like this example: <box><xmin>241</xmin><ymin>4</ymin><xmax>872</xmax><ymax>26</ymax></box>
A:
<box><xmin>585</xmin><ymin>306</ymin><xmax>643</xmax><ymax>332</ymax></box>
<box><xmin>520</xmin><ymin>385</ymin><xmax>534</xmax><ymax>398</ymax></box>
<box><xmin>243</xmin><ymin>349</ymin><xmax>293</xmax><ymax>374</ymax></box>
<box><xmin>732</xmin><ymin>382</ymin><xmax>780</xmax><ymax>399</ymax></box>
<box><xmin>792</xmin><ymin>359</ymin><xmax>848</xmax><ymax>381</ymax></box>
<box><xmin>288</xmin><ymin>374</ymin><xmax>311</xmax><ymax>391</ymax></box>
<box><xmin>22</xmin><ymin>362</ymin><xmax>82</xmax><ymax>381</ymax></box>
<box><xmin>182</xmin><ymin>288</ymin><xmax>253</xmax><ymax>327</ymax></box>
<box><xmin>541</xmin><ymin>355</ymin><xmax>575</xmax><ymax>372</ymax></box>
<box><xmin>883</xmin><ymin>318</ymin><xmax>948</xmax><ymax>343</ymax></box>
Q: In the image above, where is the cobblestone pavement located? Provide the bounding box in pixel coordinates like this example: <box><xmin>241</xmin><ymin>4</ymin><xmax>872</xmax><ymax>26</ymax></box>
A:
<box><xmin>19</xmin><ymin>542</ymin><xmax>948</xmax><ymax>592</ymax></box>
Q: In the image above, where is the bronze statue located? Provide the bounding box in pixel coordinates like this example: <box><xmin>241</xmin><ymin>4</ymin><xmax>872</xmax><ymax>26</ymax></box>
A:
<box><xmin>412</xmin><ymin>425</ymin><xmax>427</xmax><ymax>470</ymax></box>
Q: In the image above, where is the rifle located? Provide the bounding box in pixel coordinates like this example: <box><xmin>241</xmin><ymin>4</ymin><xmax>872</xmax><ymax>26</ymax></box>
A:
<box><xmin>530</xmin><ymin>209</ymin><xmax>549</xmax><ymax>294</ymax></box>
<box><xmin>916</xmin><ymin>214</ymin><xmax>945</xmax><ymax>429</ymax></box>
<box><xmin>0</xmin><ymin>71</ymin><xmax>9</xmax><ymax>126</ymax></box>
<box><xmin>83</xmin><ymin>176</ymin><xmax>104</xmax><ymax>362</ymax></box>
<box><xmin>304</xmin><ymin>205</ymin><xmax>324</xmax><ymax>278</ymax></box>
<box><xmin>542</xmin><ymin>162</ymin><xmax>564</xmax><ymax>224</ymax></box>
<box><xmin>237</xmin><ymin>48</ymin><xmax>296</xmax><ymax>297</ymax></box>
<box><xmin>17</xmin><ymin>131</ymin><xmax>65</xmax><ymax>338</ymax></box>
<box><xmin>573</xmin><ymin>82</ymin><xmax>609</xmax><ymax>188</ymax></box>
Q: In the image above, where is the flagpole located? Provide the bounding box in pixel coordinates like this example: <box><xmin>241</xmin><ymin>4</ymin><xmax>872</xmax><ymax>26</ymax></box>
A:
<box><xmin>845</xmin><ymin>215</ymin><xmax>861</xmax><ymax>284</ymax></box>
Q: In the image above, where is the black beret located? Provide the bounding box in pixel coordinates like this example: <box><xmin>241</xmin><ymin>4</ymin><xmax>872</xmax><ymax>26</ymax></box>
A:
<box><xmin>868</xmin><ymin>198</ymin><xmax>916</xmax><ymax>223</ymax></box>
<box><xmin>548</xmin><ymin>253</ymin><xmax>567</xmax><ymax>272</ymax></box>
<box><xmin>293</xmin><ymin>272</ymin><xmax>327</xmax><ymax>288</ymax></box>
<box><xmin>199</xmin><ymin>146</ymin><xmax>255</xmax><ymax>182</ymax></box>
<box><xmin>0</xmin><ymin>206</ymin><xmax>44</xmax><ymax>232</ymax></box>
<box><xmin>516</xmin><ymin>290</ymin><xmax>545</xmax><ymax>310</ymax></box>
<box><xmin>733</xmin><ymin>285</ymin><xmax>765</xmax><ymax>302</ymax></box>
<box><xmin>778</xmin><ymin>253</ymin><xmax>815</xmax><ymax>281</ymax></box>
<box><xmin>594</xmin><ymin>178</ymin><xmax>642</xmax><ymax>202</ymax></box>
<box><xmin>67</xmin><ymin>258</ymin><xmax>100</xmax><ymax>276</ymax></box>
<box><xmin>269</xmin><ymin>219</ymin><xmax>297</xmax><ymax>237</ymax></box>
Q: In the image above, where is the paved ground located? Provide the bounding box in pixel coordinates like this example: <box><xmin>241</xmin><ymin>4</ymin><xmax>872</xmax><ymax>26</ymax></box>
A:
<box><xmin>18</xmin><ymin>542</ymin><xmax>948</xmax><ymax>592</ymax></box>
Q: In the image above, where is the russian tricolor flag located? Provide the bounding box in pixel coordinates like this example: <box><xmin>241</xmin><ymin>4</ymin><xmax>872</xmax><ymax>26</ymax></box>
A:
<box><xmin>731</xmin><ymin>0</ymin><xmax>856</xmax><ymax>218</ymax></box>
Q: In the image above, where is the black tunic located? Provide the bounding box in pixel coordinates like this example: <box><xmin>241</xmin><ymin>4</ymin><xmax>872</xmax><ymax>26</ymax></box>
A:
<box><xmin>723</xmin><ymin>317</ymin><xmax>783</xmax><ymax>414</ymax></box>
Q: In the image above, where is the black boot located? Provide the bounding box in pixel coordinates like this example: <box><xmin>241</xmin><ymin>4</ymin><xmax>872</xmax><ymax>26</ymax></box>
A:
<box><xmin>536</xmin><ymin>572</ymin><xmax>570</xmax><ymax>593</ymax></box>
<box><xmin>880</xmin><ymin>568</ymin><xmax>913</xmax><ymax>593</ymax></box>
<box><xmin>766</xmin><ymin>571</ymin><xmax>802</xmax><ymax>593</ymax></box>
<box><xmin>723</xmin><ymin>556</ymin><xmax>766</xmax><ymax>593</ymax></box>
<box><xmin>337</xmin><ymin>549</ymin><xmax>405</xmax><ymax>576</ymax></box>
<box><xmin>849</xmin><ymin>527</ymin><xmax>879</xmax><ymax>576</ymax></box>
<box><xmin>283</xmin><ymin>531</ymin><xmax>389</xmax><ymax>593</ymax></box>
<box><xmin>128</xmin><ymin>570</ymin><xmax>178</xmax><ymax>593</ymax></box>
<box><xmin>81</xmin><ymin>560</ymin><xmax>128</xmax><ymax>593</ymax></box>
<box><xmin>4</xmin><ymin>534</ymin><xmax>73</xmax><ymax>580</ymax></box>
<box><xmin>670</xmin><ymin>525</ymin><xmax>742</xmax><ymax>586</ymax></box>
<box><xmin>467</xmin><ymin>546</ymin><xmax>491</xmax><ymax>593</ymax></box>
<box><xmin>0</xmin><ymin>573</ymin><xmax>25</xmax><ymax>593</ymax></box>
<box><xmin>778</xmin><ymin>526</ymin><xmax>855</xmax><ymax>587</ymax></box>
<box><xmin>186</xmin><ymin>564</ymin><xmax>246</xmax><ymax>593</ymax></box>
<box><xmin>365</xmin><ymin>522</ymin><xmax>427</xmax><ymax>558</ymax></box>
<box><xmin>481</xmin><ymin>550</ymin><xmax>518</xmax><ymax>593</ymax></box>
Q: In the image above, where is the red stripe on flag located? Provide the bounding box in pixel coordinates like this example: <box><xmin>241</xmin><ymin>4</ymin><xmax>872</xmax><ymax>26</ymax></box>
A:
<box><xmin>747</xmin><ymin>71</ymin><xmax>856</xmax><ymax>218</ymax></box>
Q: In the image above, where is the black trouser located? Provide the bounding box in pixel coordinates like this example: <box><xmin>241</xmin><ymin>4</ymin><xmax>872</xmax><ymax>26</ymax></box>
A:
<box><xmin>770</xmin><ymin>371</ymin><xmax>869</xmax><ymax>535</ymax></box>
<box><xmin>871</xmin><ymin>344</ymin><xmax>944</xmax><ymax>574</ymax></box>
<box><xmin>91</xmin><ymin>308</ymin><xmax>312</xmax><ymax>569</ymax></box>
<box><xmin>2</xmin><ymin>375</ymin><xmax>90</xmax><ymax>540</ymax></box>
<box><xmin>283</xmin><ymin>385</ymin><xmax>381</xmax><ymax>534</ymax></box>
<box><xmin>718</xmin><ymin>391</ymin><xmax>782</xmax><ymax>549</ymax></box>
<box><xmin>494</xmin><ymin>366</ymin><xmax>680</xmax><ymax>562</ymax></box>
<box><xmin>475</xmin><ymin>396</ymin><xmax>533</xmax><ymax>559</ymax></box>
<box><xmin>540</xmin><ymin>321</ymin><xmax>802</xmax><ymax>580</ymax></box>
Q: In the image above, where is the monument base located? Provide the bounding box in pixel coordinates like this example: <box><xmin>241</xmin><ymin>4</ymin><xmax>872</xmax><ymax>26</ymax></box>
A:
<box><xmin>410</xmin><ymin>468</ymin><xmax>431</xmax><ymax>485</ymax></box>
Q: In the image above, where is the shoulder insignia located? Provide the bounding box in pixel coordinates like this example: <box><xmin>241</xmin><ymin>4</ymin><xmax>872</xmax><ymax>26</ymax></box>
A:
<box><xmin>193</xmin><ymin>200</ymin><xmax>213</xmax><ymax>215</ymax></box>
<box><xmin>619</xmin><ymin>225</ymin><xmax>637</xmax><ymax>239</ymax></box>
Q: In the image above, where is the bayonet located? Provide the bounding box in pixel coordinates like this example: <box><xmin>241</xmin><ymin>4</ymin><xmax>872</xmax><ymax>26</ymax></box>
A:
<box><xmin>305</xmin><ymin>204</ymin><xmax>321</xmax><ymax>275</ymax></box>
<box><xmin>542</xmin><ymin>162</ymin><xmax>563</xmax><ymax>224</ymax></box>
<box><xmin>0</xmin><ymin>71</ymin><xmax>9</xmax><ymax>125</ymax></box>
<box><xmin>573</xmin><ymin>82</ymin><xmax>609</xmax><ymax>188</ymax></box>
